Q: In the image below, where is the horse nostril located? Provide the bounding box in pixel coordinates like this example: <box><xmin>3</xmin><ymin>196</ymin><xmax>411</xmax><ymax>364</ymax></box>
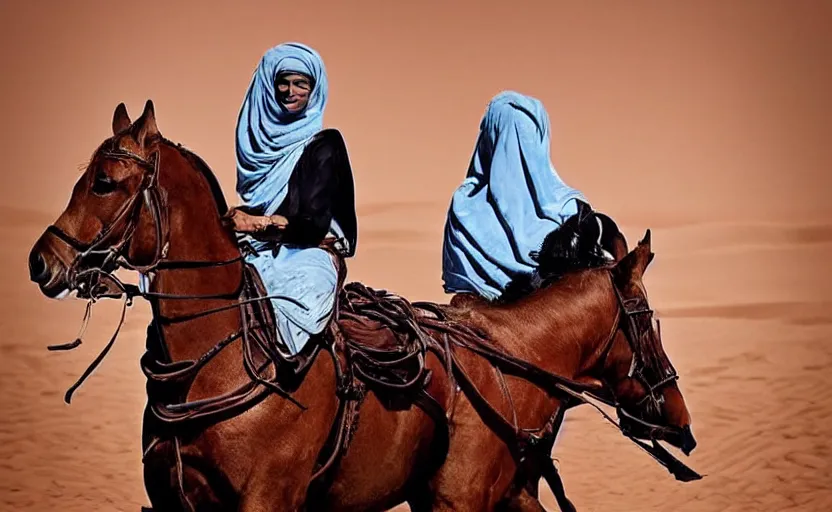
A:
<box><xmin>28</xmin><ymin>249</ymin><xmax>49</xmax><ymax>284</ymax></box>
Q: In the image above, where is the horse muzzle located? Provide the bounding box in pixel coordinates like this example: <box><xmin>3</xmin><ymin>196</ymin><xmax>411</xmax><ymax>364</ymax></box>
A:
<box><xmin>677</xmin><ymin>425</ymin><xmax>697</xmax><ymax>456</ymax></box>
<box><xmin>28</xmin><ymin>244</ymin><xmax>71</xmax><ymax>299</ymax></box>
<box><xmin>618</xmin><ymin>408</ymin><xmax>697</xmax><ymax>456</ymax></box>
<box><xmin>654</xmin><ymin>423</ymin><xmax>697</xmax><ymax>456</ymax></box>
<box><xmin>28</xmin><ymin>248</ymin><xmax>49</xmax><ymax>285</ymax></box>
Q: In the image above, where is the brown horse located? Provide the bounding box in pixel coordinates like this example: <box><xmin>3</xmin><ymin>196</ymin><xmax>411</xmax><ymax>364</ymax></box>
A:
<box><xmin>28</xmin><ymin>101</ymin><xmax>697</xmax><ymax>511</ymax></box>
<box><xmin>403</xmin><ymin>230</ymin><xmax>698</xmax><ymax>511</ymax></box>
<box><xmin>26</xmin><ymin>101</ymin><xmax>454</xmax><ymax>511</ymax></box>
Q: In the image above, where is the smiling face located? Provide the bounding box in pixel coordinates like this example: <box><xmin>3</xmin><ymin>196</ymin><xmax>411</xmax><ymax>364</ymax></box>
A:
<box><xmin>275</xmin><ymin>72</ymin><xmax>312</xmax><ymax>113</ymax></box>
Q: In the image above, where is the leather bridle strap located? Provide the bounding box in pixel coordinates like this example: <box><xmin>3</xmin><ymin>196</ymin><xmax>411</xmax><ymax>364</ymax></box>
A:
<box><xmin>45</xmin><ymin>149</ymin><xmax>160</xmax><ymax>283</ymax></box>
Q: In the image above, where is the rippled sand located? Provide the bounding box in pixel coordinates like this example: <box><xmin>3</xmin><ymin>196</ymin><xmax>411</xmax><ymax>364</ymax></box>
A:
<box><xmin>3</xmin><ymin>204</ymin><xmax>832</xmax><ymax>511</ymax></box>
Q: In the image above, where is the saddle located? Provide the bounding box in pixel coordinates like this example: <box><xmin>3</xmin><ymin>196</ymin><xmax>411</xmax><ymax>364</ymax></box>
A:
<box><xmin>238</xmin><ymin>235</ymin><xmax>433</xmax><ymax>384</ymax></box>
<box><xmin>239</xmin><ymin>239</ymin><xmax>423</xmax><ymax>378</ymax></box>
<box><xmin>238</xmin><ymin>239</ymin><xmax>456</xmax><ymax>495</ymax></box>
<box><xmin>200</xmin><ymin>237</ymin><xmax>589</xmax><ymax>511</ymax></box>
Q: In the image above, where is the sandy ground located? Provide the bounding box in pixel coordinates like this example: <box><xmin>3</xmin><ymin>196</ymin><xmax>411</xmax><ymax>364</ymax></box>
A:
<box><xmin>2</xmin><ymin>202</ymin><xmax>831</xmax><ymax>511</ymax></box>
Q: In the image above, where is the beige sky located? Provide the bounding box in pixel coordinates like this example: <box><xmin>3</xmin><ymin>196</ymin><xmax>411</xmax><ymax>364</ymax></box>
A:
<box><xmin>2</xmin><ymin>0</ymin><xmax>829</xmax><ymax>224</ymax></box>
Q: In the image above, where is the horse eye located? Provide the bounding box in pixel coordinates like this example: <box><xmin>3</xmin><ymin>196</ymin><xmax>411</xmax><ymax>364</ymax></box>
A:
<box><xmin>92</xmin><ymin>173</ymin><xmax>118</xmax><ymax>195</ymax></box>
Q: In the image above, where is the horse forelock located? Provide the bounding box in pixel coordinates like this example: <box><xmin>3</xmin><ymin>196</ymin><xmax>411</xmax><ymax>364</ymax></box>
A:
<box><xmin>78</xmin><ymin>136</ymin><xmax>119</xmax><ymax>174</ymax></box>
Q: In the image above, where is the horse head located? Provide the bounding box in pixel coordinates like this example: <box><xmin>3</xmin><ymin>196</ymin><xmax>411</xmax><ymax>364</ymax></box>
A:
<box><xmin>28</xmin><ymin>101</ymin><xmax>166</xmax><ymax>299</ymax></box>
<box><xmin>594</xmin><ymin>230</ymin><xmax>697</xmax><ymax>455</ymax></box>
<box><xmin>28</xmin><ymin>101</ymin><xmax>233</xmax><ymax>301</ymax></box>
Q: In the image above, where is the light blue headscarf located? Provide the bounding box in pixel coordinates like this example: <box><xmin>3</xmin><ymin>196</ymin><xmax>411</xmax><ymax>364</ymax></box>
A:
<box><xmin>235</xmin><ymin>42</ymin><xmax>329</xmax><ymax>216</ymax></box>
<box><xmin>234</xmin><ymin>42</ymin><xmax>337</xmax><ymax>355</ymax></box>
<box><xmin>442</xmin><ymin>91</ymin><xmax>587</xmax><ymax>301</ymax></box>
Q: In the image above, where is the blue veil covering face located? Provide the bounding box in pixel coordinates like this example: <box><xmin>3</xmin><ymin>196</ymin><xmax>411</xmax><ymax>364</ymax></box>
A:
<box><xmin>442</xmin><ymin>91</ymin><xmax>587</xmax><ymax>301</ymax></box>
<box><xmin>234</xmin><ymin>43</ymin><xmax>337</xmax><ymax>354</ymax></box>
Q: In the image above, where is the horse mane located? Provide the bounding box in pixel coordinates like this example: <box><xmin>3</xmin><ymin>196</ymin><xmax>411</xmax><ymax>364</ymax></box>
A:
<box><xmin>160</xmin><ymin>137</ymin><xmax>230</xmax><ymax>216</ymax></box>
<box><xmin>499</xmin><ymin>210</ymin><xmax>612</xmax><ymax>303</ymax></box>
<box><xmin>93</xmin><ymin>128</ymin><xmax>230</xmax><ymax>218</ymax></box>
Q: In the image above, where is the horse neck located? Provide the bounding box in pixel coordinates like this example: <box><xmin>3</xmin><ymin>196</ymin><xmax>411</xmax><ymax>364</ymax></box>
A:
<box><xmin>148</xmin><ymin>144</ymin><xmax>244</xmax><ymax>364</ymax></box>
<box><xmin>505</xmin><ymin>269</ymin><xmax>620</xmax><ymax>380</ymax></box>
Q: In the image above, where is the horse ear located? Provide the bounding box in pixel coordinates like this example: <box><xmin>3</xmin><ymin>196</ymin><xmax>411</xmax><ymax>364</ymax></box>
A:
<box><xmin>134</xmin><ymin>99</ymin><xmax>160</xmax><ymax>147</ymax></box>
<box><xmin>639</xmin><ymin>229</ymin><xmax>652</xmax><ymax>250</ymax></box>
<box><xmin>614</xmin><ymin>230</ymin><xmax>654</xmax><ymax>282</ymax></box>
<box><xmin>638</xmin><ymin>229</ymin><xmax>656</xmax><ymax>273</ymax></box>
<box><xmin>634</xmin><ymin>229</ymin><xmax>654</xmax><ymax>275</ymax></box>
<box><xmin>112</xmin><ymin>103</ymin><xmax>131</xmax><ymax>135</ymax></box>
<box><xmin>613</xmin><ymin>248</ymin><xmax>640</xmax><ymax>283</ymax></box>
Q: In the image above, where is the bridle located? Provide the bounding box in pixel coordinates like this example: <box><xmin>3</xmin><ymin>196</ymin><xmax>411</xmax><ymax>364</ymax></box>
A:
<box><xmin>41</xmin><ymin>143</ymin><xmax>304</xmax><ymax>405</ymax></box>
<box><xmin>45</xmin><ymin>143</ymin><xmax>256</xmax><ymax>292</ymax></box>
<box><xmin>584</xmin><ymin>270</ymin><xmax>681</xmax><ymax>441</ymax></box>
<box><xmin>45</xmin><ymin>147</ymin><xmax>172</xmax><ymax>295</ymax></box>
<box><xmin>530</xmin><ymin>269</ymin><xmax>700</xmax><ymax>488</ymax></box>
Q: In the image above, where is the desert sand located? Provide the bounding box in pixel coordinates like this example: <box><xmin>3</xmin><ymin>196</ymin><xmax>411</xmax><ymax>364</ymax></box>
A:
<box><xmin>2</xmin><ymin>1</ymin><xmax>831</xmax><ymax>511</ymax></box>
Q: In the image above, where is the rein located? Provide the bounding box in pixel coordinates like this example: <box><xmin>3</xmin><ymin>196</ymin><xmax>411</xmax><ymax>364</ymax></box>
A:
<box><xmin>411</xmin><ymin>270</ymin><xmax>702</xmax><ymax>510</ymax></box>
<box><xmin>347</xmin><ymin>280</ymin><xmax>701</xmax><ymax>511</ymax></box>
<box><xmin>44</xmin><ymin>144</ymin><xmax>312</xmax><ymax>408</ymax></box>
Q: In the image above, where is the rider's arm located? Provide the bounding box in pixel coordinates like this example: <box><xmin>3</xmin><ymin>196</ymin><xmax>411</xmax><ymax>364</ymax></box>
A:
<box><xmin>279</xmin><ymin>129</ymin><xmax>345</xmax><ymax>246</ymax></box>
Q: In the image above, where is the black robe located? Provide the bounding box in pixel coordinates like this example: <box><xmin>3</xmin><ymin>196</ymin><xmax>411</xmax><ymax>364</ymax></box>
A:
<box><xmin>270</xmin><ymin>128</ymin><xmax>358</xmax><ymax>257</ymax></box>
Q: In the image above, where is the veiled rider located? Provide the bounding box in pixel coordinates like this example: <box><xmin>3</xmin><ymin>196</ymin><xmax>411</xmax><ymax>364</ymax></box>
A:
<box><xmin>442</xmin><ymin>91</ymin><xmax>621</xmax><ymax>302</ymax></box>
<box><xmin>227</xmin><ymin>42</ymin><xmax>357</xmax><ymax>354</ymax></box>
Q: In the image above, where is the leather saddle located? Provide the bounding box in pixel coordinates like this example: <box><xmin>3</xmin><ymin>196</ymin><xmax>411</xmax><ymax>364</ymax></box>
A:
<box><xmin>239</xmin><ymin>239</ymin><xmax>418</xmax><ymax>388</ymax></box>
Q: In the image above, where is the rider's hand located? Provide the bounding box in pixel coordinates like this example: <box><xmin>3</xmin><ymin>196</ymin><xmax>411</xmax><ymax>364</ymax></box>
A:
<box><xmin>268</xmin><ymin>214</ymin><xmax>289</xmax><ymax>229</ymax></box>
<box><xmin>228</xmin><ymin>209</ymin><xmax>271</xmax><ymax>233</ymax></box>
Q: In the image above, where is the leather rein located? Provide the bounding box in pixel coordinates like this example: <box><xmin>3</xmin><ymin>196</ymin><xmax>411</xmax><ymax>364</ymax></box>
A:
<box><xmin>410</xmin><ymin>270</ymin><xmax>700</xmax><ymax>511</ymax></box>
<box><xmin>43</xmin><ymin>145</ymin><xmax>315</xmax><ymax>408</ymax></box>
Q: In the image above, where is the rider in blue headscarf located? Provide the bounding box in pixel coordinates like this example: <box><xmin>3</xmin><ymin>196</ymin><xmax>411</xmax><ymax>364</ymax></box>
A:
<box><xmin>228</xmin><ymin>42</ymin><xmax>357</xmax><ymax>354</ymax></box>
<box><xmin>443</xmin><ymin>91</ymin><xmax>610</xmax><ymax>302</ymax></box>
